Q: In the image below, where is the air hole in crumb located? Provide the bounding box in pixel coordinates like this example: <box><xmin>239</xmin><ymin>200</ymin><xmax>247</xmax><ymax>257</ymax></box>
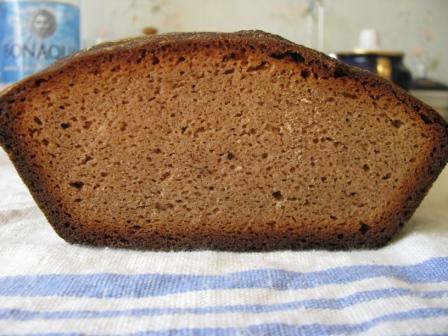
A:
<box><xmin>69</xmin><ymin>181</ymin><xmax>84</xmax><ymax>190</ymax></box>
<box><xmin>152</xmin><ymin>57</ymin><xmax>160</xmax><ymax>65</ymax></box>
<box><xmin>155</xmin><ymin>202</ymin><xmax>174</xmax><ymax>211</ymax></box>
<box><xmin>226</xmin><ymin>152</ymin><xmax>234</xmax><ymax>160</ymax></box>
<box><xmin>34</xmin><ymin>78</ymin><xmax>47</xmax><ymax>87</ymax></box>
<box><xmin>261</xmin><ymin>153</ymin><xmax>268</xmax><ymax>159</ymax></box>
<box><xmin>33</xmin><ymin>116</ymin><xmax>43</xmax><ymax>125</ymax></box>
<box><xmin>119</xmin><ymin>121</ymin><xmax>127</xmax><ymax>131</ymax></box>
<box><xmin>330</xmin><ymin>215</ymin><xmax>337</xmax><ymax>220</ymax></box>
<box><xmin>60</xmin><ymin>122</ymin><xmax>71</xmax><ymax>129</ymax></box>
<box><xmin>420</xmin><ymin>114</ymin><xmax>432</xmax><ymax>124</ymax></box>
<box><xmin>154</xmin><ymin>148</ymin><xmax>162</xmax><ymax>154</ymax></box>
<box><xmin>160</xmin><ymin>172</ymin><xmax>171</xmax><ymax>181</ymax></box>
<box><xmin>272</xmin><ymin>191</ymin><xmax>283</xmax><ymax>200</ymax></box>
<box><xmin>181</xmin><ymin>126</ymin><xmax>188</xmax><ymax>134</ymax></box>
<box><xmin>300</xmin><ymin>69</ymin><xmax>310</xmax><ymax>79</ymax></box>
<box><xmin>391</xmin><ymin>119</ymin><xmax>403</xmax><ymax>128</ymax></box>
<box><xmin>194</xmin><ymin>127</ymin><xmax>205</xmax><ymax>137</ymax></box>
<box><xmin>359</xmin><ymin>222</ymin><xmax>370</xmax><ymax>235</ymax></box>
<box><xmin>81</xmin><ymin>155</ymin><xmax>93</xmax><ymax>165</ymax></box>
<box><xmin>341</xmin><ymin>92</ymin><xmax>358</xmax><ymax>99</ymax></box>
<box><xmin>100</xmin><ymin>172</ymin><xmax>108</xmax><ymax>177</ymax></box>
<box><xmin>247</xmin><ymin>61</ymin><xmax>269</xmax><ymax>72</ymax></box>
<box><xmin>74</xmin><ymin>198</ymin><xmax>82</xmax><ymax>202</ymax></box>
<box><xmin>42</xmin><ymin>139</ymin><xmax>49</xmax><ymax>146</ymax></box>
<box><xmin>224</xmin><ymin>68</ymin><xmax>235</xmax><ymax>75</ymax></box>
<box><xmin>222</xmin><ymin>53</ymin><xmax>237</xmax><ymax>62</ymax></box>
<box><xmin>83</xmin><ymin>121</ymin><xmax>92</xmax><ymax>129</ymax></box>
<box><xmin>362</xmin><ymin>164</ymin><xmax>370</xmax><ymax>172</ymax></box>
<box><xmin>269</xmin><ymin>51</ymin><xmax>304</xmax><ymax>63</ymax></box>
<box><xmin>382</xmin><ymin>173</ymin><xmax>391</xmax><ymax>180</ymax></box>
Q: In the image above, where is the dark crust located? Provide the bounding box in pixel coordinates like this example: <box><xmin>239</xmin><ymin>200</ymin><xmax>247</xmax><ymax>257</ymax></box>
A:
<box><xmin>1</xmin><ymin>30</ymin><xmax>447</xmax><ymax>251</ymax></box>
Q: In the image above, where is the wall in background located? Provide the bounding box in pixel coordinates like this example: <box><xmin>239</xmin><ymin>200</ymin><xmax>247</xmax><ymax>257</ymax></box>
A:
<box><xmin>81</xmin><ymin>0</ymin><xmax>448</xmax><ymax>85</ymax></box>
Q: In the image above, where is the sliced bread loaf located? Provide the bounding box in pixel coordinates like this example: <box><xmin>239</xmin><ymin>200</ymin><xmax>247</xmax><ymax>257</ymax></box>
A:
<box><xmin>0</xmin><ymin>31</ymin><xmax>447</xmax><ymax>250</ymax></box>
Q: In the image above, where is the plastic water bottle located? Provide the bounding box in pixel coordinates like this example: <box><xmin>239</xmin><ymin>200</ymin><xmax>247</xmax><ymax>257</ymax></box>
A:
<box><xmin>0</xmin><ymin>0</ymin><xmax>80</xmax><ymax>89</ymax></box>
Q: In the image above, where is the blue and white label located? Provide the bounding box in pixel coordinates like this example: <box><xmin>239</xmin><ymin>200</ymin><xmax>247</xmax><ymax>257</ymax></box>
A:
<box><xmin>0</xmin><ymin>1</ymin><xmax>80</xmax><ymax>83</ymax></box>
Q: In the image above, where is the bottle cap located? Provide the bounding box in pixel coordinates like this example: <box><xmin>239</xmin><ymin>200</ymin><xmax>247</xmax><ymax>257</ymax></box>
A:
<box><xmin>355</xmin><ymin>29</ymin><xmax>381</xmax><ymax>51</ymax></box>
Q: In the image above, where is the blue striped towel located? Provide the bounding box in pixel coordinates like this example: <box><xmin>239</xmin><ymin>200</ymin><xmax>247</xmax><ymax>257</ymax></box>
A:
<box><xmin>1</xmin><ymin>150</ymin><xmax>447</xmax><ymax>336</ymax></box>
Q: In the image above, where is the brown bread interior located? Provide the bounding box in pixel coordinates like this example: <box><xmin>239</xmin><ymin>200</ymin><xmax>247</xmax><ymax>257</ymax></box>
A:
<box><xmin>0</xmin><ymin>31</ymin><xmax>447</xmax><ymax>250</ymax></box>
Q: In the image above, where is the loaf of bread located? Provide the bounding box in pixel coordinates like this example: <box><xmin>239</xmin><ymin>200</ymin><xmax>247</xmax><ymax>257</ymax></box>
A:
<box><xmin>0</xmin><ymin>31</ymin><xmax>447</xmax><ymax>250</ymax></box>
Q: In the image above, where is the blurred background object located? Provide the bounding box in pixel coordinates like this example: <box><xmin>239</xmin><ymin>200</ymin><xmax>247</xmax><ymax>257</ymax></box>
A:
<box><xmin>0</xmin><ymin>0</ymin><xmax>80</xmax><ymax>88</ymax></box>
<box><xmin>333</xmin><ymin>29</ymin><xmax>413</xmax><ymax>90</ymax></box>
<box><xmin>142</xmin><ymin>26</ymin><xmax>158</xmax><ymax>35</ymax></box>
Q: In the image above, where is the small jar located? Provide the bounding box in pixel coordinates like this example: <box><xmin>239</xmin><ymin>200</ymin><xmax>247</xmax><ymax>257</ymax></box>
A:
<box><xmin>0</xmin><ymin>0</ymin><xmax>80</xmax><ymax>87</ymax></box>
<box><xmin>335</xmin><ymin>50</ymin><xmax>412</xmax><ymax>90</ymax></box>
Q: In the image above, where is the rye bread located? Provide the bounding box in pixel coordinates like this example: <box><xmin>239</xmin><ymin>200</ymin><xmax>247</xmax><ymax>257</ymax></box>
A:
<box><xmin>0</xmin><ymin>31</ymin><xmax>447</xmax><ymax>250</ymax></box>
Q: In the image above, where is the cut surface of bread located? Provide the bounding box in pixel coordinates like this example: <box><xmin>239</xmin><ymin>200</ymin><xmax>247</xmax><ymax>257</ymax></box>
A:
<box><xmin>0</xmin><ymin>31</ymin><xmax>447</xmax><ymax>250</ymax></box>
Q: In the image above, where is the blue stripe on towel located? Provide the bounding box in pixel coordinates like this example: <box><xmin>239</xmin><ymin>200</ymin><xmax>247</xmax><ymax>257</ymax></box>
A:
<box><xmin>1</xmin><ymin>288</ymin><xmax>447</xmax><ymax>320</ymax></box>
<box><xmin>0</xmin><ymin>257</ymin><xmax>446</xmax><ymax>298</ymax></box>
<box><xmin>2</xmin><ymin>308</ymin><xmax>448</xmax><ymax>336</ymax></box>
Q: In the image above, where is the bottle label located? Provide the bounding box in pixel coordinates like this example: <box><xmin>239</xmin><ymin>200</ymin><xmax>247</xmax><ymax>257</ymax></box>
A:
<box><xmin>0</xmin><ymin>1</ymin><xmax>80</xmax><ymax>83</ymax></box>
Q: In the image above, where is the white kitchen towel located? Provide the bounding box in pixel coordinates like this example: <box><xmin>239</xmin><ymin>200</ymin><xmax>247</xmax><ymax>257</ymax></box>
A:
<box><xmin>0</xmin><ymin>149</ymin><xmax>447</xmax><ymax>336</ymax></box>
